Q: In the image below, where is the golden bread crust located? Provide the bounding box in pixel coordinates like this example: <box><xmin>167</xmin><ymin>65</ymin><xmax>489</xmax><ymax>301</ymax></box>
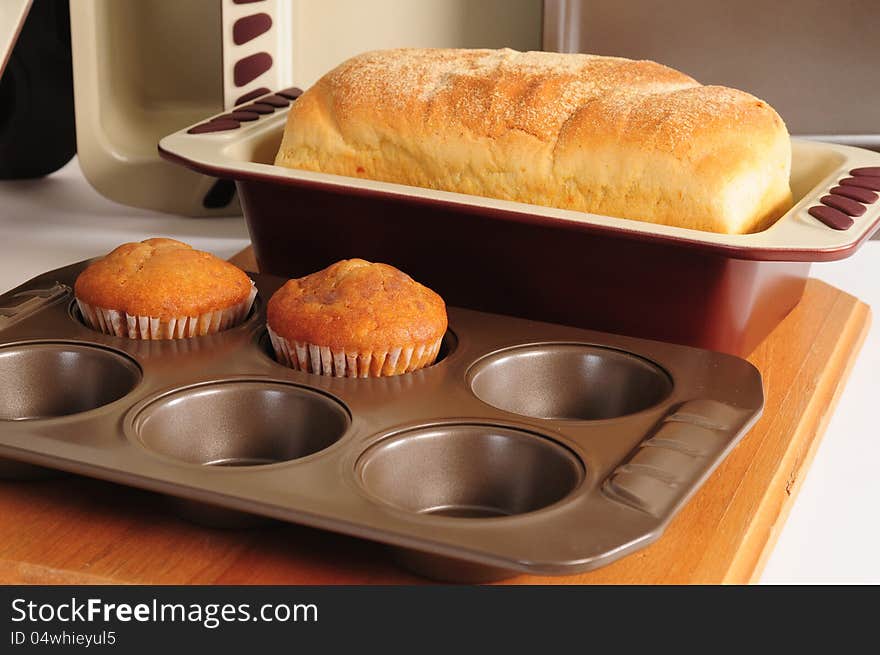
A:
<box><xmin>266</xmin><ymin>259</ymin><xmax>447</xmax><ymax>352</ymax></box>
<box><xmin>275</xmin><ymin>48</ymin><xmax>792</xmax><ymax>235</ymax></box>
<box><xmin>74</xmin><ymin>238</ymin><xmax>253</xmax><ymax>320</ymax></box>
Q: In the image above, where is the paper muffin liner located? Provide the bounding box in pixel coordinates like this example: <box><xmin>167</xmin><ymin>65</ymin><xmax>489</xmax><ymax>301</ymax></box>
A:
<box><xmin>76</xmin><ymin>282</ymin><xmax>257</xmax><ymax>340</ymax></box>
<box><xmin>266</xmin><ymin>325</ymin><xmax>443</xmax><ymax>378</ymax></box>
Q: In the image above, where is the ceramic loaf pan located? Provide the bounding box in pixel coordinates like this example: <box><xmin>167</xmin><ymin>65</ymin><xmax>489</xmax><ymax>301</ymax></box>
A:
<box><xmin>160</xmin><ymin>97</ymin><xmax>880</xmax><ymax>355</ymax></box>
<box><xmin>0</xmin><ymin>261</ymin><xmax>763</xmax><ymax>582</ymax></box>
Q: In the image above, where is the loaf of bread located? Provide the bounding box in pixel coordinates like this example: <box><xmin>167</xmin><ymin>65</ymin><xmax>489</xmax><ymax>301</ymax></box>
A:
<box><xmin>274</xmin><ymin>48</ymin><xmax>792</xmax><ymax>235</ymax></box>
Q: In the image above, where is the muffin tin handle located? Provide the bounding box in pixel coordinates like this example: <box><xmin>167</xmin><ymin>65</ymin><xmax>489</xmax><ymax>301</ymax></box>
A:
<box><xmin>603</xmin><ymin>400</ymin><xmax>759</xmax><ymax>518</ymax></box>
<box><xmin>0</xmin><ymin>283</ymin><xmax>68</xmax><ymax>331</ymax></box>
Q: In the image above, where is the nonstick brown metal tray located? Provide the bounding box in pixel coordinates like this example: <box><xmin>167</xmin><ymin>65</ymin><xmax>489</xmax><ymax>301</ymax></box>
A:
<box><xmin>0</xmin><ymin>260</ymin><xmax>764</xmax><ymax>582</ymax></box>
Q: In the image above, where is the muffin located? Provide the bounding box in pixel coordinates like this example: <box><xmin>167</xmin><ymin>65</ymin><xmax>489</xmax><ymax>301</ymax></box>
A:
<box><xmin>267</xmin><ymin>259</ymin><xmax>447</xmax><ymax>377</ymax></box>
<box><xmin>74</xmin><ymin>238</ymin><xmax>256</xmax><ymax>339</ymax></box>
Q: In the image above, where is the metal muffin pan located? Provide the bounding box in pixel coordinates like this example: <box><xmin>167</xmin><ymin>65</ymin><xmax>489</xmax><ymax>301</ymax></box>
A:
<box><xmin>0</xmin><ymin>260</ymin><xmax>764</xmax><ymax>581</ymax></box>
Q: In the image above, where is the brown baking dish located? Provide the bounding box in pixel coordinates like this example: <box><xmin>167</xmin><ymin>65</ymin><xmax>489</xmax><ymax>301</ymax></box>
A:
<box><xmin>0</xmin><ymin>261</ymin><xmax>763</xmax><ymax>582</ymax></box>
<box><xmin>159</xmin><ymin>91</ymin><xmax>880</xmax><ymax>355</ymax></box>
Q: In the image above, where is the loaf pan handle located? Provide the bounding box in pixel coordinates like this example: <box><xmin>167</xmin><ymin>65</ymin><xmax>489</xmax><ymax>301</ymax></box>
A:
<box><xmin>762</xmin><ymin>141</ymin><xmax>880</xmax><ymax>248</ymax></box>
<box><xmin>221</xmin><ymin>0</ymin><xmax>294</xmax><ymax>110</ymax></box>
<box><xmin>178</xmin><ymin>88</ymin><xmax>299</xmax><ymax>136</ymax></box>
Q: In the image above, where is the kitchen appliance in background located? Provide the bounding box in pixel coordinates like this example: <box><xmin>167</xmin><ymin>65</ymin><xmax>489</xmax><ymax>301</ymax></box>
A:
<box><xmin>0</xmin><ymin>0</ymin><xmax>76</xmax><ymax>179</ymax></box>
<box><xmin>69</xmin><ymin>0</ymin><xmax>541</xmax><ymax>217</ymax></box>
<box><xmin>543</xmin><ymin>0</ymin><xmax>879</xmax><ymax>150</ymax></box>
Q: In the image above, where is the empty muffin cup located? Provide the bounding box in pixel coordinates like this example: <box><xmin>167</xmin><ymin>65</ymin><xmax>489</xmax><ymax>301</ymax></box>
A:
<box><xmin>0</xmin><ymin>342</ymin><xmax>141</xmax><ymax>421</ymax></box>
<box><xmin>468</xmin><ymin>344</ymin><xmax>672</xmax><ymax>420</ymax></box>
<box><xmin>130</xmin><ymin>381</ymin><xmax>350</xmax><ymax>466</ymax></box>
<box><xmin>0</xmin><ymin>342</ymin><xmax>142</xmax><ymax>479</ymax></box>
<box><xmin>357</xmin><ymin>424</ymin><xmax>584</xmax><ymax>519</ymax></box>
<box><xmin>132</xmin><ymin>378</ymin><xmax>350</xmax><ymax>530</ymax></box>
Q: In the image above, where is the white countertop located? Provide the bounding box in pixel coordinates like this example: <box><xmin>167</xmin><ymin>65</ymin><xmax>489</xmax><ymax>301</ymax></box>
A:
<box><xmin>1</xmin><ymin>159</ymin><xmax>878</xmax><ymax>584</ymax></box>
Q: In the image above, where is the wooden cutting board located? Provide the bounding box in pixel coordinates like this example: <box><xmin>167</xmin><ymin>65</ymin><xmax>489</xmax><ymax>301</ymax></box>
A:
<box><xmin>0</xmin><ymin>248</ymin><xmax>870</xmax><ymax>584</ymax></box>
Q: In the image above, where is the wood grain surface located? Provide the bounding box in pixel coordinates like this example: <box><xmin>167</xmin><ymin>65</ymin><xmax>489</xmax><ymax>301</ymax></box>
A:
<box><xmin>0</xmin><ymin>248</ymin><xmax>870</xmax><ymax>584</ymax></box>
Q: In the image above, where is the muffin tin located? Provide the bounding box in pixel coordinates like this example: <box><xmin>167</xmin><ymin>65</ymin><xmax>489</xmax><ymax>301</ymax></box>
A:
<box><xmin>0</xmin><ymin>260</ymin><xmax>763</xmax><ymax>581</ymax></box>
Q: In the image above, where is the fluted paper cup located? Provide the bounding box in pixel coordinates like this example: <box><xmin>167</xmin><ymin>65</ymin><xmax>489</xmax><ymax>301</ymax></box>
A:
<box><xmin>76</xmin><ymin>282</ymin><xmax>257</xmax><ymax>340</ymax></box>
<box><xmin>267</xmin><ymin>325</ymin><xmax>442</xmax><ymax>378</ymax></box>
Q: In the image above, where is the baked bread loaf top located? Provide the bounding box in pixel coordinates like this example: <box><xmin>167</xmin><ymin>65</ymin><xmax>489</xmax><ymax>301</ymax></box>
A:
<box><xmin>274</xmin><ymin>48</ymin><xmax>792</xmax><ymax>235</ymax></box>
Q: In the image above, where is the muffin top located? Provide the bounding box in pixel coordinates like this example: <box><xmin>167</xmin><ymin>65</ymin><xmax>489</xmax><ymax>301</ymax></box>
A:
<box><xmin>267</xmin><ymin>259</ymin><xmax>447</xmax><ymax>351</ymax></box>
<box><xmin>74</xmin><ymin>238</ymin><xmax>253</xmax><ymax>320</ymax></box>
